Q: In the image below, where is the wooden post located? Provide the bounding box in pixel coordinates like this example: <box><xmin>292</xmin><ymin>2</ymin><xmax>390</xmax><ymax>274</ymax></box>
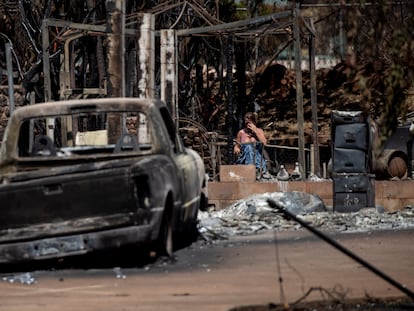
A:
<box><xmin>293</xmin><ymin>1</ymin><xmax>306</xmax><ymax>179</ymax></box>
<box><xmin>40</xmin><ymin>21</ymin><xmax>55</xmax><ymax>138</ymax></box>
<box><xmin>226</xmin><ymin>35</ymin><xmax>234</xmax><ymax>165</ymax></box>
<box><xmin>106</xmin><ymin>0</ymin><xmax>125</xmax><ymax>142</ymax></box>
<box><xmin>106</xmin><ymin>0</ymin><xmax>125</xmax><ymax>97</ymax></box>
<box><xmin>161</xmin><ymin>29</ymin><xmax>178</xmax><ymax>127</ymax></box>
<box><xmin>309</xmin><ymin>19</ymin><xmax>321</xmax><ymax>176</ymax></box>
<box><xmin>5</xmin><ymin>43</ymin><xmax>14</xmax><ymax>114</ymax></box>
<box><xmin>42</xmin><ymin>19</ymin><xmax>51</xmax><ymax>103</ymax></box>
<box><xmin>138</xmin><ymin>13</ymin><xmax>155</xmax><ymax>99</ymax></box>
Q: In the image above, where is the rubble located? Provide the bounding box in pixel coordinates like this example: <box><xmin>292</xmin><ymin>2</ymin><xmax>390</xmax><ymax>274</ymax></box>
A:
<box><xmin>198</xmin><ymin>192</ymin><xmax>414</xmax><ymax>240</ymax></box>
<box><xmin>113</xmin><ymin>267</ymin><xmax>127</xmax><ymax>279</ymax></box>
<box><xmin>2</xmin><ymin>272</ymin><xmax>36</xmax><ymax>285</ymax></box>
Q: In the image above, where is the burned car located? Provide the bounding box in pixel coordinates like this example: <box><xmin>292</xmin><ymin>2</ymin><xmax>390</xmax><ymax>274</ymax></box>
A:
<box><xmin>0</xmin><ymin>98</ymin><xmax>208</xmax><ymax>264</ymax></box>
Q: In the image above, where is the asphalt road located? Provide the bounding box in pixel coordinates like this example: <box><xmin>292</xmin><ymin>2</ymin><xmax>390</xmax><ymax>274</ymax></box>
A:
<box><xmin>0</xmin><ymin>229</ymin><xmax>413</xmax><ymax>311</ymax></box>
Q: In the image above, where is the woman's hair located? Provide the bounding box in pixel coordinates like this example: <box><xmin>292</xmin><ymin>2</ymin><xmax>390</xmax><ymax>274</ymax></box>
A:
<box><xmin>244</xmin><ymin>112</ymin><xmax>258</xmax><ymax>124</ymax></box>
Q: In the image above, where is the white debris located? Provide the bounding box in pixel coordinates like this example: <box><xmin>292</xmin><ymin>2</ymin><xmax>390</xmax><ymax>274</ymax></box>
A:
<box><xmin>199</xmin><ymin>192</ymin><xmax>414</xmax><ymax>240</ymax></box>
<box><xmin>2</xmin><ymin>273</ymin><xmax>36</xmax><ymax>285</ymax></box>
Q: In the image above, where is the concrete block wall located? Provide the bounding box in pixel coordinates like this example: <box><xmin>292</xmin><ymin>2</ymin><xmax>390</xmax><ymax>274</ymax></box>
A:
<box><xmin>375</xmin><ymin>181</ymin><xmax>414</xmax><ymax>211</ymax></box>
<box><xmin>220</xmin><ymin>165</ymin><xmax>256</xmax><ymax>182</ymax></box>
<box><xmin>208</xmin><ymin>165</ymin><xmax>414</xmax><ymax>211</ymax></box>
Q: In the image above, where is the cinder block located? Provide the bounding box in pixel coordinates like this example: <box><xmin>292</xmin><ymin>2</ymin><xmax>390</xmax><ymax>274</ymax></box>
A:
<box><xmin>377</xmin><ymin>198</ymin><xmax>403</xmax><ymax>212</ymax></box>
<box><xmin>285</xmin><ymin>181</ymin><xmax>306</xmax><ymax>192</ymax></box>
<box><xmin>207</xmin><ymin>199</ymin><xmax>238</xmax><ymax>211</ymax></box>
<box><xmin>220</xmin><ymin>165</ymin><xmax>256</xmax><ymax>182</ymax></box>
<box><xmin>378</xmin><ymin>180</ymin><xmax>413</xmax><ymax>198</ymax></box>
<box><xmin>208</xmin><ymin>182</ymin><xmax>241</xmax><ymax>200</ymax></box>
<box><xmin>306</xmin><ymin>181</ymin><xmax>332</xmax><ymax>199</ymax></box>
<box><xmin>239</xmin><ymin>182</ymin><xmax>276</xmax><ymax>194</ymax></box>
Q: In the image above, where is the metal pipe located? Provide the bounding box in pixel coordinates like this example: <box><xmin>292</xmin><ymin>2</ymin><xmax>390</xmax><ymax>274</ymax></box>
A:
<box><xmin>267</xmin><ymin>198</ymin><xmax>414</xmax><ymax>300</ymax></box>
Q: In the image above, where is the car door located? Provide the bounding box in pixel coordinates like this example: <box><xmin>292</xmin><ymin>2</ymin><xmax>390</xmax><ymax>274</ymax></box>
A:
<box><xmin>158</xmin><ymin>107</ymin><xmax>200</xmax><ymax>223</ymax></box>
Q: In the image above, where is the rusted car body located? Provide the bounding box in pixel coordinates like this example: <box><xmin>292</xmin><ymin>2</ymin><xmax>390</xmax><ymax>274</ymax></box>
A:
<box><xmin>0</xmin><ymin>98</ymin><xmax>208</xmax><ymax>264</ymax></box>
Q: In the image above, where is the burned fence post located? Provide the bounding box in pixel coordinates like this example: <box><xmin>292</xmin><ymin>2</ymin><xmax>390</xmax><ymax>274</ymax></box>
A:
<box><xmin>137</xmin><ymin>13</ymin><xmax>155</xmax><ymax>99</ymax></box>
<box><xmin>160</xmin><ymin>29</ymin><xmax>178</xmax><ymax>129</ymax></box>
<box><xmin>106</xmin><ymin>0</ymin><xmax>125</xmax><ymax>143</ymax></box>
<box><xmin>226</xmin><ymin>34</ymin><xmax>234</xmax><ymax>165</ymax></box>
<box><xmin>41</xmin><ymin>19</ymin><xmax>52</xmax><ymax>103</ymax></box>
<box><xmin>308</xmin><ymin>19</ymin><xmax>320</xmax><ymax>177</ymax></box>
<box><xmin>293</xmin><ymin>1</ymin><xmax>306</xmax><ymax>180</ymax></box>
<box><xmin>5</xmin><ymin>43</ymin><xmax>14</xmax><ymax>114</ymax></box>
<box><xmin>106</xmin><ymin>0</ymin><xmax>125</xmax><ymax>98</ymax></box>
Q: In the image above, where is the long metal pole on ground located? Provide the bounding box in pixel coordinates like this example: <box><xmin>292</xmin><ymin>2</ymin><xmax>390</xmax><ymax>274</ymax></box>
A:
<box><xmin>267</xmin><ymin>198</ymin><xmax>414</xmax><ymax>300</ymax></box>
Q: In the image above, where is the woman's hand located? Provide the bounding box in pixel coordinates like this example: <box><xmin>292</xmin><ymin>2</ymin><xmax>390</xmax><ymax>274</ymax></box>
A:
<box><xmin>246</xmin><ymin>122</ymin><xmax>257</xmax><ymax>133</ymax></box>
<box><xmin>246</xmin><ymin>123</ymin><xmax>267</xmax><ymax>144</ymax></box>
<box><xmin>234</xmin><ymin>144</ymin><xmax>241</xmax><ymax>156</ymax></box>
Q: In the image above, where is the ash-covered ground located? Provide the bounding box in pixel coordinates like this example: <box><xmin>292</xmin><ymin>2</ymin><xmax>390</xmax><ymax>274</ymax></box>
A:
<box><xmin>198</xmin><ymin>192</ymin><xmax>414</xmax><ymax>241</ymax></box>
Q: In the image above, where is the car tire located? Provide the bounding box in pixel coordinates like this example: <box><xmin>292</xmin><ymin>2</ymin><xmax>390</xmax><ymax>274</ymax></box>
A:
<box><xmin>157</xmin><ymin>209</ymin><xmax>174</xmax><ymax>257</ymax></box>
<box><xmin>199</xmin><ymin>192</ymin><xmax>209</xmax><ymax>212</ymax></box>
<box><xmin>188</xmin><ymin>222</ymin><xmax>200</xmax><ymax>243</ymax></box>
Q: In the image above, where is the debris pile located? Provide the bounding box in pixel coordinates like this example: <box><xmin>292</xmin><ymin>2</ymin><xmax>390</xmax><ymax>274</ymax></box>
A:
<box><xmin>198</xmin><ymin>192</ymin><xmax>414</xmax><ymax>240</ymax></box>
<box><xmin>2</xmin><ymin>273</ymin><xmax>36</xmax><ymax>285</ymax></box>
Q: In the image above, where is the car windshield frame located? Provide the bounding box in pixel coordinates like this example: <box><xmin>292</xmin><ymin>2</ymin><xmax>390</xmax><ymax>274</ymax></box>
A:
<box><xmin>16</xmin><ymin>110</ymin><xmax>153</xmax><ymax>159</ymax></box>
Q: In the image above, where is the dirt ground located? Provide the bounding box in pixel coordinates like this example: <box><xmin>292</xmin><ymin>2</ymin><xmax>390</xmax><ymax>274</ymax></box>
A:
<box><xmin>0</xmin><ymin>228</ymin><xmax>413</xmax><ymax>311</ymax></box>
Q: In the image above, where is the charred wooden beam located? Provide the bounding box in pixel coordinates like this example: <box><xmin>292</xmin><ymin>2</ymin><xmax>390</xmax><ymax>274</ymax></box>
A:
<box><xmin>226</xmin><ymin>35</ymin><xmax>234</xmax><ymax>165</ymax></box>
<box><xmin>106</xmin><ymin>0</ymin><xmax>125</xmax><ymax>98</ymax></box>
<box><xmin>41</xmin><ymin>19</ymin><xmax>51</xmax><ymax>103</ymax></box>
<box><xmin>175</xmin><ymin>11</ymin><xmax>292</xmax><ymax>37</ymax></box>
<box><xmin>106</xmin><ymin>0</ymin><xmax>124</xmax><ymax>143</ymax></box>
<box><xmin>137</xmin><ymin>14</ymin><xmax>155</xmax><ymax>99</ymax></box>
<box><xmin>309</xmin><ymin>18</ymin><xmax>320</xmax><ymax>176</ymax></box>
<box><xmin>5</xmin><ymin>43</ymin><xmax>14</xmax><ymax>113</ymax></box>
<box><xmin>161</xmin><ymin>29</ymin><xmax>178</xmax><ymax>127</ymax></box>
<box><xmin>293</xmin><ymin>2</ymin><xmax>305</xmax><ymax>179</ymax></box>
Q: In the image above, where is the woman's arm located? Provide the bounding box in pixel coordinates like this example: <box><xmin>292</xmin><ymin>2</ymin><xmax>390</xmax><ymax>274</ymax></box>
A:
<box><xmin>234</xmin><ymin>130</ymin><xmax>243</xmax><ymax>155</ymax></box>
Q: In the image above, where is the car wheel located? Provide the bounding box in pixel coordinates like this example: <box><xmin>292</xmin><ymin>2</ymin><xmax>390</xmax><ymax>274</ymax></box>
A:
<box><xmin>157</xmin><ymin>210</ymin><xmax>174</xmax><ymax>257</ymax></box>
<box><xmin>188</xmin><ymin>221</ymin><xmax>200</xmax><ymax>243</ymax></box>
<box><xmin>199</xmin><ymin>192</ymin><xmax>209</xmax><ymax>212</ymax></box>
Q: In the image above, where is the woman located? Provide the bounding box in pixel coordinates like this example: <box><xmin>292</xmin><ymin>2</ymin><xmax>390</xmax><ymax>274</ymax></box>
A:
<box><xmin>233</xmin><ymin>112</ymin><xmax>272</xmax><ymax>179</ymax></box>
